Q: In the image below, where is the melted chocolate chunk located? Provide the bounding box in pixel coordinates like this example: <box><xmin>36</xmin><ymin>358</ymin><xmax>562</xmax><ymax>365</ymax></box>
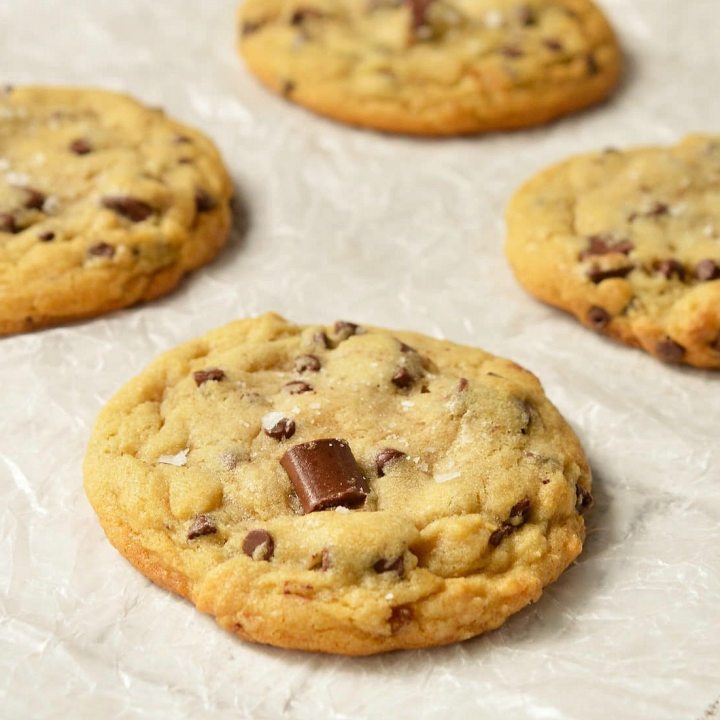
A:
<box><xmin>586</xmin><ymin>53</ymin><xmax>599</xmax><ymax>75</ymax></box>
<box><xmin>458</xmin><ymin>377</ymin><xmax>469</xmax><ymax>392</ymax></box>
<box><xmin>695</xmin><ymin>259</ymin><xmax>720</xmax><ymax>281</ymax></box>
<box><xmin>0</xmin><ymin>213</ymin><xmax>17</xmax><ymax>233</ymax></box>
<box><xmin>587</xmin><ymin>305</ymin><xmax>611</xmax><ymax>330</ymax></box>
<box><xmin>586</xmin><ymin>265</ymin><xmax>634</xmax><ymax>284</ymax></box>
<box><xmin>193</xmin><ymin>368</ymin><xmax>226</xmax><ymax>386</ymax></box>
<box><xmin>580</xmin><ymin>235</ymin><xmax>633</xmax><ymax>259</ymax></box>
<box><xmin>87</xmin><ymin>242</ymin><xmax>115</xmax><ymax>258</ymax></box>
<box><xmin>334</xmin><ymin>320</ymin><xmax>359</xmax><ymax>341</ymax></box>
<box><xmin>24</xmin><ymin>188</ymin><xmax>46</xmax><ymax>210</ymax></box>
<box><xmin>195</xmin><ymin>189</ymin><xmax>217</xmax><ymax>213</ymax></box>
<box><xmin>489</xmin><ymin>526</ymin><xmax>511</xmax><ymax>547</ymax></box>
<box><xmin>710</xmin><ymin>335</ymin><xmax>720</xmax><ymax>354</ymax></box>
<box><xmin>70</xmin><ymin>139</ymin><xmax>93</xmax><ymax>155</ymax></box>
<box><xmin>294</xmin><ymin>354</ymin><xmax>321</xmax><ymax>373</ymax></box>
<box><xmin>656</xmin><ymin>338</ymin><xmax>685</xmax><ymax>363</ymax></box>
<box><xmin>314</xmin><ymin>331</ymin><xmax>331</xmax><ymax>348</ymax></box>
<box><xmin>655</xmin><ymin>259</ymin><xmax>685</xmax><ymax>280</ymax></box>
<box><xmin>38</xmin><ymin>231</ymin><xmax>55</xmax><ymax>242</ymax></box>
<box><xmin>376</xmin><ymin>448</ymin><xmax>406</xmax><ymax>477</ymax></box>
<box><xmin>187</xmin><ymin>515</ymin><xmax>217</xmax><ymax>540</ymax></box>
<box><xmin>391</xmin><ymin>367</ymin><xmax>414</xmax><ymax>389</ymax></box>
<box><xmin>575</xmin><ymin>485</ymin><xmax>593</xmax><ymax>514</ymax></box>
<box><xmin>389</xmin><ymin>606</ymin><xmax>413</xmax><ymax>633</ymax></box>
<box><xmin>101</xmin><ymin>196</ymin><xmax>153</xmax><ymax>222</ymax></box>
<box><xmin>374</xmin><ymin>555</ymin><xmax>404</xmax><ymax>576</ymax></box>
<box><xmin>264</xmin><ymin>417</ymin><xmax>296</xmax><ymax>441</ymax></box>
<box><xmin>280</xmin><ymin>439</ymin><xmax>368</xmax><ymax>513</ymax></box>
<box><xmin>242</xmin><ymin>529</ymin><xmax>274</xmax><ymax>561</ymax></box>
<box><xmin>285</xmin><ymin>380</ymin><xmax>314</xmax><ymax>394</ymax></box>
<box><xmin>508</xmin><ymin>498</ymin><xmax>531</xmax><ymax>527</ymax></box>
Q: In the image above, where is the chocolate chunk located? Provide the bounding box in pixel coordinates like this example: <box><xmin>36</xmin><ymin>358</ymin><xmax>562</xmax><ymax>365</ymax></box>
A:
<box><xmin>489</xmin><ymin>526</ymin><xmax>511</xmax><ymax>547</ymax></box>
<box><xmin>70</xmin><ymin>139</ymin><xmax>93</xmax><ymax>155</ymax></box>
<box><xmin>586</xmin><ymin>265</ymin><xmax>634</xmax><ymax>284</ymax></box>
<box><xmin>575</xmin><ymin>485</ymin><xmax>593</xmax><ymax>514</ymax></box>
<box><xmin>193</xmin><ymin>368</ymin><xmax>226</xmax><ymax>386</ymax></box>
<box><xmin>187</xmin><ymin>514</ymin><xmax>217</xmax><ymax>540</ymax></box>
<box><xmin>87</xmin><ymin>242</ymin><xmax>115</xmax><ymax>258</ymax></box>
<box><xmin>391</xmin><ymin>367</ymin><xmax>414</xmax><ymax>389</ymax></box>
<box><xmin>389</xmin><ymin>606</ymin><xmax>413</xmax><ymax>633</ymax></box>
<box><xmin>290</xmin><ymin>8</ymin><xmax>323</xmax><ymax>25</ymax></box>
<box><xmin>294</xmin><ymin>354</ymin><xmax>321</xmax><ymax>373</ymax></box>
<box><xmin>544</xmin><ymin>38</ymin><xmax>563</xmax><ymax>51</ymax></box>
<box><xmin>313</xmin><ymin>331</ymin><xmax>331</xmax><ymax>348</ymax></box>
<box><xmin>0</xmin><ymin>213</ymin><xmax>17</xmax><ymax>233</ymax></box>
<box><xmin>516</xmin><ymin>4</ymin><xmax>536</xmax><ymax>25</ymax></box>
<box><xmin>280</xmin><ymin>439</ymin><xmax>369</xmax><ymax>513</ymax></box>
<box><xmin>285</xmin><ymin>380</ymin><xmax>314</xmax><ymax>394</ymax></box>
<box><xmin>264</xmin><ymin>416</ymin><xmax>296</xmax><ymax>441</ymax></box>
<box><xmin>376</xmin><ymin>448</ymin><xmax>406</xmax><ymax>477</ymax></box>
<box><xmin>695</xmin><ymin>259</ymin><xmax>720</xmax><ymax>281</ymax></box>
<box><xmin>374</xmin><ymin>555</ymin><xmax>404</xmax><ymax>576</ymax></box>
<box><xmin>655</xmin><ymin>259</ymin><xmax>685</xmax><ymax>280</ymax></box>
<box><xmin>656</xmin><ymin>338</ymin><xmax>685</xmax><ymax>363</ymax></box>
<box><xmin>195</xmin><ymin>189</ymin><xmax>217</xmax><ymax>213</ymax></box>
<box><xmin>242</xmin><ymin>529</ymin><xmax>274</xmax><ymax>561</ymax></box>
<box><xmin>501</xmin><ymin>45</ymin><xmax>524</xmax><ymax>58</ymax></box>
<box><xmin>508</xmin><ymin>498</ymin><xmax>531</xmax><ymax>527</ymax></box>
<box><xmin>101</xmin><ymin>196</ymin><xmax>153</xmax><ymax>222</ymax></box>
<box><xmin>334</xmin><ymin>320</ymin><xmax>359</xmax><ymax>341</ymax></box>
<box><xmin>458</xmin><ymin>377</ymin><xmax>469</xmax><ymax>392</ymax></box>
<box><xmin>24</xmin><ymin>188</ymin><xmax>46</xmax><ymax>210</ymax></box>
<box><xmin>580</xmin><ymin>235</ymin><xmax>633</xmax><ymax>259</ymax></box>
<box><xmin>587</xmin><ymin>305</ymin><xmax>610</xmax><ymax>330</ymax></box>
<box><xmin>710</xmin><ymin>335</ymin><xmax>720</xmax><ymax>354</ymax></box>
<box><xmin>38</xmin><ymin>231</ymin><xmax>55</xmax><ymax>242</ymax></box>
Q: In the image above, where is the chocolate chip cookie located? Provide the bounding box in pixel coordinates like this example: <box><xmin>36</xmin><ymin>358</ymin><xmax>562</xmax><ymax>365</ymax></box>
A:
<box><xmin>0</xmin><ymin>86</ymin><xmax>233</xmax><ymax>335</ymax></box>
<box><xmin>237</xmin><ymin>0</ymin><xmax>621</xmax><ymax>136</ymax></box>
<box><xmin>506</xmin><ymin>134</ymin><xmax>720</xmax><ymax>369</ymax></box>
<box><xmin>84</xmin><ymin>313</ymin><xmax>592</xmax><ymax>655</ymax></box>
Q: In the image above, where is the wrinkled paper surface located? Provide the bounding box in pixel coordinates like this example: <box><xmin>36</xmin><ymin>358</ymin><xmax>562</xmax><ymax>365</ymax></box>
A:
<box><xmin>2</xmin><ymin>1</ymin><xmax>719</xmax><ymax>718</ymax></box>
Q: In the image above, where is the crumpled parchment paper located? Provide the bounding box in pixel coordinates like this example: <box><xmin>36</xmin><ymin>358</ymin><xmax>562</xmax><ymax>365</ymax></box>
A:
<box><xmin>1</xmin><ymin>1</ymin><xmax>719</xmax><ymax>718</ymax></box>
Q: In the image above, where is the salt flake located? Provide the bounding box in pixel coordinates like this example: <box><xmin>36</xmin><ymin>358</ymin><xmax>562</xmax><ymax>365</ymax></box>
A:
<box><xmin>435</xmin><ymin>471</ymin><xmax>460</xmax><ymax>484</ymax></box>
<box><xmin>158</xmin><ymin>448</ymin><xmax>189</xmax><ymax>466</ymax></box>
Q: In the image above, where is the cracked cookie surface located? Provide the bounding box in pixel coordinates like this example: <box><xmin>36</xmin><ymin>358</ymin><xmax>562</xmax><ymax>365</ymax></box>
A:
<box><xmin>237</xmin><ymin>0</ymin><xmax>621</xmax><ymax>135</ymax></box>
<box><xmin>84</xmin><ymin>313</ymin><xmax>591</xmax><ymax>655</ymax></box>
<box><xmin>506</xmin><ymin>134</ymin><xmax>720</xmax><ymax>369</ymax></box>
<box><xmin>0</xmin><ymin>86</ymin><xmax>233</xmax><ymax>335</ymax></box>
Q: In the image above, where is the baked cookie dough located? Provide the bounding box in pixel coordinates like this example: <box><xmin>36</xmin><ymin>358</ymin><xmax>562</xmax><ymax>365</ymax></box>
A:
<box><xmin>237</xmin><ymin>0</ymin><xmax>621</xmax><ymax>136</ymax></box>
<box><xmin>84</xmin><ymin>313</ymin><xmax>592</xmax><ymax>655</ymax></box>
<box><xmin>506</xmin><ymin>134</ymin><xmax>720</xmax><ymax>369</ymax></box>
<box><xmin>0</xmin><ymin>86</ymin><xmax>233</xmax><ymax>335</ymax></box>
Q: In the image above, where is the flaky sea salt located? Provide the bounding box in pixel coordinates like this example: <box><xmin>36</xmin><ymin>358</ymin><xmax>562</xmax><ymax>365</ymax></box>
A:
<box><xmin>42</xmin><ymin>195</ymin><xmax>60</xmax><ymax>213</ymax></box>
<box><xmin>401</xmin><ymin>400</ymin><xmax>414</xmax><ymax>409</ymax></box>
<box><xmin>334</xmin><ymin>506</ymin><xmax>350</xmax><ymax>514</ymax></box>
<box><xmin>157</xmin><ymin>448</ymin><xmax>189</xmax><ymax>466</ymax></box>
<box><xmin>5</xmin><ymin>171</ymin><xmax>30</xmax><ymax>186</ymax></box>
<box><xmin>261</xmin><ymin>411</ymin><xmax>286</xmax><ymax>432</ymax></box>
<box><xmin>434</xmin><ymin>471</ymin><xmax>460</xmax><ymax>484</ymax></box>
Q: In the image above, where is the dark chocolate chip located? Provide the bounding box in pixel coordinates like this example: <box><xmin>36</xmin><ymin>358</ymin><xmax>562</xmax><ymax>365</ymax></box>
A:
<box><xmin>294</xmin><ymin>354</ymin><xmax>321</xmax><ymax>373</ymax></box>
<box><xmin>194</xmin><ymin>368</ymin><xmax>226</xmax><ymax>386</ymax></box>
<box><xmin>24</xmin><ymin>188</ymin><xmax>46</xmax><ymax>210</ymax></box>
<box><xmin>242</xmin><ymin>529</ymin><xmax>274</xmax><ymax>561</ymax></box>
<box><xmin>655</xmin><ymin>259</ymin><xmax>686</xmax><ymax>280</ymax></box>
<box><xmin>264</xmin><ymin>416</ymin><xmax>296</xmax><ymax>441</ymax></box>
<box><xmin>70</xmin><ymin>139</ymin><xmax>93</xmax><ymax>155</ymax></box>
<box><xmin>575</xmin><ymin>485</ymin><xmax>593</xmax><ymax>514</ymax></box>
<box><xmin>656</xmin><ymin>338</ymin><xmax>686</xmax><ymax>363</ymax></box>
<box><xmin>580</xmin><ymin>235</ymin><xmax>634</xmax><ymax>259</ymax></box>
<box><xmin>38</xmin><ymin>231</ymin><xmax>55</xmax><ymax>242</ymax></box>
<box><xmin>376</xmin><ymin>448</ymin><xmax>406</xmax><ymax>477</ymax></box>
<box><xmin>391</xmin><ymin>367</ymin><xmax>414</xmax><ymax>389</ymax></box>
<box><xmin>195</xmin><ymin>189</ymin><xmax>217</xmax><ymax>213</ymax></box>
<box><xmin>543</xmin><ymin>38</ymin><xmax>563</xmax><ymax>51</ymax></box>
<box><xmin>389</xmin><ymin>606</ymin><xmax>413</xmax><ymax>633</ymax></box>
<box><xmin>695</xmin><ymin>259</ymin><xmax>720</xmax><ymax>281</ymax></box>
<box><xmin>374</xmin><ymin>555</ymin><xmax>404</xmax><ymax>576</ymax></box>
<box><xmin>101</xmin><ymin>196</ymin><xmax>153</xmax><ymax>222</ymax></box>
<box><xmin>87</xmin><ymin>242</ymin><xmax>115</xmax><ymax>258</ymax></box>
<box><xmin>334</xmin><ymin>320</ymin><xmax>359</xmax><ymax>340</ymax></box>
<box><xmin>587</xmin><ymin>305</ymin><xmax>611</xmax><ymax>330</ymax></box>
<box><xmin>0</xmin><ymin>213</ymin><xmax>17</xmax><ymax>233</ymax></box>
<box><xmin>586</xmin><ymin>53</ymin><xmax>599</xmax><ymax>75</ymax></box>
<box><xmin>280</xmin><ymin>439</ymin><xmax>369</xmax><ymax>513</ymax></box>
<box><xmin>489</xmin><ymin>527</ymin><xmax>511</xmax><ymax>547</ymax></box>
<box><xmin>458</xmin><ymin>377</ymin><xmax>469</xmax><ymax>392</ymax></box>
<box><xmin>516</xmin><ymin>4</ymin><xmax>536</xmax><ymax>25</ymax></box>
<box><xmin>501</xmin><ymin>45</ymin><xmax>524</xmax><ymax>58</ymax></box>
<box><xmin>508</xmin><ymin>498</ymin><xmax>531</xmax><ymax>527</ymax></box>
<box><xmin>187</xmin><ymin>515</ymin><xmax>217</xmax><ymax>540</ymax></box>
<box><xmin>586</xmin><ymin>265</ymin><xmax>634</xmax><ymax>284</ymax></box>
<box><xmin>285</xmin><ymin>380</ymin><xmax>314</xmax><ymax>394</ymax></box>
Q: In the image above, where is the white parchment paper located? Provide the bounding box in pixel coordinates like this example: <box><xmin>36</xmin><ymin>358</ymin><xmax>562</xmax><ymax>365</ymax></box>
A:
<box><xmin>1</xmin><ymin>1</ymin><xmax>719</xmax><ymax>718</ymax></box>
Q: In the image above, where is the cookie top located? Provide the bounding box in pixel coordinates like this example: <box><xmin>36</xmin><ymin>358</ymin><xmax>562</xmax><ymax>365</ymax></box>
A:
<box><xmin>0</xmin><ymin>86</ymin><xmax>232</xmax><ymax>335</ymax></box>
<box><xmin>84</xmin><ymin>314</ymin><xmax>592</xmax><ymax>655</ymax></box>
<box><xmin>237</xmin><ymin>0</ymin><xmax>621</xmax><ymax>136</ymax></box>
<box><xmin>506</xmin><ymin>134</ymin><xmax>720</xmax><ymax>369</ymax></box>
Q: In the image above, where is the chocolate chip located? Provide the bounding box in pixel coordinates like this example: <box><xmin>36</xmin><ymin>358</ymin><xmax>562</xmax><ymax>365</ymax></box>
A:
<box><xmin>389</xmin><ymin>606</ymin><xmax>413</xmax><ymax>633</ymax></box>
<box><xmin>290</xmin><ymin>8</ymin><xmax>323</xmax><ymax>25</ymax></box>
<box><xmin>646</xmin><ymin>201</ymin><xmax>670</xmax><ymax>218</ymax></box>
<box><xmin>242</xmin><ymin>529</ymin><xmax>274</xmax><ymax>561</ymax></box>
<box><xmin>656</xmin><ymin>338</ymin><xmax>686</xmax><ymax>363</ymax></box>
<box><xmin>580</xmin><ymin>235</ymin><xmax>634</xmax><ymax>260</ymax></box>
<box><xmin>285</xmin><ymin>380</ymin><xmax>313</xmax><ymax>394</ymax></box>
<box><xmin>587</xmin><ymin>305</ymin><xmax>611</xmax><ymax>330</ymax></box>
<box><xmin>70</xmin><ymin>139</ymin><xmax>93</xmax><ymax>155</ymax></box>
<box><xmin>38</xmin><ymin>231</ymin><xmax>55</xmax><ymax>242</ymax></box>
<box><xmin>586</xmin><ymin>265</ymin><xmax>634</xmax><ymax>284</ymax></box>
<box><xmin>376</xmin><ymin>448</ymin><xmax>406</xmax><ymax>477</ymax></box>
<box><xmin>101</xmin><ymin>196</ymin><xmax>153</xmax><ymax>222</ymax></box>
<box><xmin>314</xmin><ymin>331</ymin><xmax>331</xmax><ymax>348</ymax></box>
<box><xmin>193</xmin><ymin>368</ymin><xmax>226</xmax><ymax>386</ymax></box>
<box><xmin>0</xmin><ymin>213</ymin><xmax>17</xmax><ymax>233</ymax></box>
<box><xmin>489</xmin><ymin>527</ymin><xmax>511</xmax><ymax>547</ymax></box>
<box><xmin>710</xmin><ymin>335</ymin><xmax>720</xmax><ymax>354</ymax></box>
<box><xmin>655</xmin><ymin>259</ymin><xmax>686</xmax><ymax>280</ymax></box>
<box><xmin>391</xmin><ymin>367</ymin><xmax>414</xmax><ymax>389</ymax></box>
<box><xmin>695</xmin><ymin>259</ymin><xmax>720</xmax><ymax>281</ymax></box>
<box><xmin>294</xmin><ymin>354</ymin><xmax>321</xmax><ymax>373</ymax></box>
<box><xmin>334</xmin><ymin>320</ymin><xmax>359</xmax><ymax>341</ymax></box>
<box><xmin>282</xmin><ymin>80</ymin><xmax>296</xmax><ymax>97</ymax></box>
<box><xmin>87</xmin><ymin>242</ymin><xmax>115</xmax><ymax>258</ymax></box>
<box><xmin>501</xmin><ymin>46</ymin><xmax>524</xmax><ymax>58</ymax></box>
<box><xmin>586</xmin><ymin>53</ymin><xmax>599</xmax><ymax>75</ymax></box>
<box><xmin>458</xmin><ymin>377</ymin><xmax>469</xmax><ymax>392</ymax></box>
<box><xmin>280</xmin><ymin>439</ymin><xmax>369</xmax><ymax>513</ymax></box>
<box><xmin>374</xmin><ymin>555</ymin><xmax>404</xmax><ymax>576</ymax></box>
<box><xmin>187</xmin><ymin>515</ymin><xmax>217</xmax><ymax>540</ymax></box>
<box><xmin>264</xmin><ymin>417</ymin><xmax>296</xmax><ymax>441</ymax></box>
<box><xmin>195</xmin><ymin>189</ymin><xmax>217</xmax><ymax>213</ymax></box>
<box><xmin>575</xmin><ymin>485</ymin><xmax>593</xmax><ymax>514</ymax></box>
<box><xmin>516</xmin><ymin>4</ymin><xmax>536</xmax><ymax>25</ymax></box>
<box><xmin>174</xmin><ymin>135</ymin><xmax>193</xmax><ymax>144</ymax></box>
<box><xmin>543</xmin><ymin>38</ymin><xmax>563</xmax><ymax>51</ymax></box>
<box><xmin>24</xmin><ymin>188</ymin><xmax>46</xmax><ymax>210</ymax></box>
<box><xmin>508</xmin><ymin>498</ymin><xmax>531</xmax><ymax>527</ymax></box>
